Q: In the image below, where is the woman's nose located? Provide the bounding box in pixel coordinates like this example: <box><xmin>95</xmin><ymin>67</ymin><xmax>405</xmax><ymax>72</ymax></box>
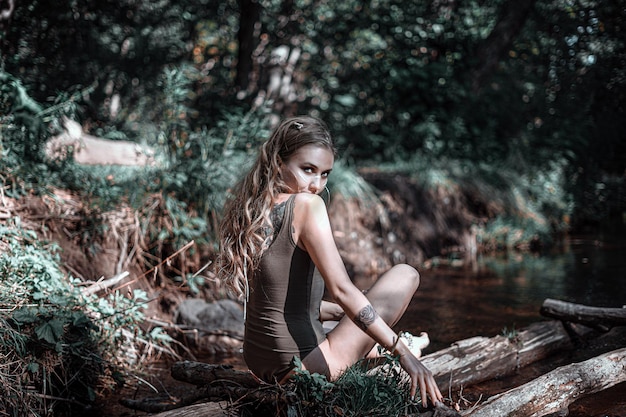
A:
<box><xmin>309</xmin><ymin>176</ymin><xmax>322</xmax><ymax>193</ymax></box>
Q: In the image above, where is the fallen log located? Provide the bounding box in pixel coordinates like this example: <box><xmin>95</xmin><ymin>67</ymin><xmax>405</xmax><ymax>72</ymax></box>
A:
<box><xmin>540</xmin><ymin>298</ymin><xmax>626</xmax><ymax>331</ymax></box>
<box><xmin>170</xmin><ymin>362</ymin><xmax>259</xmax><ymax>388</ymax></box>
<box><xmin>462</xmin><ymin>347</ymin><xmax>626</xmax><ymax>417</ymax></box>
<box><xmin>120</xmin><ymin>384</ymin><xmax>295</xmax><ymax>414</ymax></box>
<box><xmin>45</xmin><ymin>117</ymin><xmax>155</xmax><ymax>166</ymax></box>
<box><xmin>146</xmin><ymin>399</ymin><xmax>461</xmax><ymax>417</ymax></box>
<box><xmin>147</xmin><ymin>402</ymin><xmax>232</xmax><ymax>417</ymax></box>
<box><xmin>422</xmin><ymin>320</ymin><xmax>590</xmax><ymax>393</ymax></box>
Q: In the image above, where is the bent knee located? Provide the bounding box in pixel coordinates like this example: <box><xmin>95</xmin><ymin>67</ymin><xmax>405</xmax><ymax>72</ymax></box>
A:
<box><xmin>392</xmin><ymin>263</ymin><xmax>420</xmax><ymax>290</ymax></box>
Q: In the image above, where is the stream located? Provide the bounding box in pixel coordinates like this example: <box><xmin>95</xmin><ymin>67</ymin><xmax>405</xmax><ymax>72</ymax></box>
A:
<box><xmin>396</xmin><ymin>229</ymin><xmax>626</xmax><ymax>352</ymax></box>
<box><xmin>390</xmin><ymin>217</ymin><xmax>626</xmax><ymax>416</ymax></box>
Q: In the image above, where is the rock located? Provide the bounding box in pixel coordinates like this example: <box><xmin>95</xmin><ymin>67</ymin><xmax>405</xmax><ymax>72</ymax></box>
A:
<box><xmin>175</xmin><ymin>299</ymin><xmax>244</xmax><ymax>355</ymax></box>
<box><xmin>177</xmin><ymin>298</ymin><xmax>244</xmax><ymax>335</ymax></box>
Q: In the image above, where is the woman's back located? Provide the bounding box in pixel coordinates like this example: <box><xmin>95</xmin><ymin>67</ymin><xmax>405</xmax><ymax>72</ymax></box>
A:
<box><xmin>243</xmin><ymin>195</ymin><xmax>325</xmax><ymax>383</ymax></box>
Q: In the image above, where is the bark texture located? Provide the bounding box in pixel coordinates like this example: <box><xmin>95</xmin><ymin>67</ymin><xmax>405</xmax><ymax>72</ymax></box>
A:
<box><xmin>463</xmin><ymin>347</ymin><xmax>626</xmax><ymax>417</ymax></box>
<box><xmin>540</xmin><ymin>298</ymin><xmax>626</xmax><ymax>331</ymax></box>
<box><xmin>423</xmin><ymin>320</ymin><xmax>583</xmax><ymax>393</ymax></box>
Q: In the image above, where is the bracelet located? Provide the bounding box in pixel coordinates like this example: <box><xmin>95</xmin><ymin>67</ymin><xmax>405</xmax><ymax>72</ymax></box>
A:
<box><xmin>389</xmin><ymin>333</ymin><xmax>401</xmax><ymax>355</ymax></box>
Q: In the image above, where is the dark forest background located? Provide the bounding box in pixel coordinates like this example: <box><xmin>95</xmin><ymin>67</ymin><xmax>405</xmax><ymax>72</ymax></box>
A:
<box><xmin>2</xmin><ymin>0</ymin><xmax>625</xmax><ymax>232</ymax></box>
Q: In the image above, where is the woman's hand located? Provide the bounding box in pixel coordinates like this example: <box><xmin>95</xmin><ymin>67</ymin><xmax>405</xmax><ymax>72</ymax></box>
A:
<box><xmin>398</xmin><ymin>346</ymin><xmax>443</xmax><ymax>408</ymax></box>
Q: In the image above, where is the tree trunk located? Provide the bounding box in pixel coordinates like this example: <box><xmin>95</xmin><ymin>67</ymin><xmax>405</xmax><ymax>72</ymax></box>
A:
<box><xmin>471</xmin><ymin>0</ymin><xmax>537</xmax><ymax>92</ymax></box>
<box><xmin>540</xmin><ymin>298</ymin><xmax>626</xmax><ymax>331</ymax></box>
<box><xmin>463</xmin><ymin>347</ymin><xmax>626</xmax><ymax>417</ymax></box>
<box><xmin>236</xmin><ymin>0</ymin><xmax>261</xmax><ymax>91</ymax></box>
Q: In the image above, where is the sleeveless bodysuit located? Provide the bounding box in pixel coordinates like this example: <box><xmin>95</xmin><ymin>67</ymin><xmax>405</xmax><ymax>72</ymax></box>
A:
<box><xmin>243</xmin><ymin>195</ymin><xmax>326</xmax><ymax>383</ymax></box>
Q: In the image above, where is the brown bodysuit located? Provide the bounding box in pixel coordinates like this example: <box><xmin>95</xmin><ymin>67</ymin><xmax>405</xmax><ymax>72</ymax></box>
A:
<box><xmin>243</xmin><ymin>195</ymin><xmax>326</xmax><ymax>383</ymax></box>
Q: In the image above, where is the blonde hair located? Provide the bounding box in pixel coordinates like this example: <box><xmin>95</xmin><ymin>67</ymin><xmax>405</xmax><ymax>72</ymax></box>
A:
<box><xmin>217</xmin><ymin>116</ymin><xmax>335</xmax><ymax>299</ymax></box>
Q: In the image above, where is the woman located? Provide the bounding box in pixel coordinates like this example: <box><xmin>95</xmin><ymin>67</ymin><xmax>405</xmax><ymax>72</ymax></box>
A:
<box><xmin>217</xmin><ymin>115</ymin><xmax>443</xmax><ymax>407</ymax></box>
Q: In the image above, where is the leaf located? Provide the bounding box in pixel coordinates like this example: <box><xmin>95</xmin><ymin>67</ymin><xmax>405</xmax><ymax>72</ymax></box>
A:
<box><xmin>27</xmin><ymin>362</ymin><xmax>40</xmax><ymax>373</ymax></box>
<box><xmin>35</xmin><ymin>318</ymin><xmax>65</xmax><ymax>344</ymax></box>
<box><xmin>32</xmin><ymin>291</ymin><xmax>46</xmax><ymax>300</ymax></box>
<box><xmin>71</xmin><ymin>311</ymin><xmax>93</xmax><ymax>328</ymax></box>
<box><xmin>149</xmin><ymin>326</ymin><xmax>173</xmax><ymax>343</ymax></box>
<box><xmin>48</xmin><ymin>293</ymin><xmax>68</xmax><ymax>306</ymax></box>
<box><xmin>12</xmin><ymin>308</ymin><xmax>38</xmax><ymax>324</ymax></box>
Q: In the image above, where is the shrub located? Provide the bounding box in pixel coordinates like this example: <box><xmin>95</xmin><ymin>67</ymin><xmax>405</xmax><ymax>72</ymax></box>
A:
<box><xmin>0</xmin><ymin>219</ymin><xmax>171</xmax><ymax>416</ymax></box>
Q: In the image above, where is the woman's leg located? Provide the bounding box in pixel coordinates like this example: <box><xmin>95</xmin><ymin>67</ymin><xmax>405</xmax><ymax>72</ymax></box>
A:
<box><xmin>302</xmin><ymin>264</ymin><xmax>421</xmax><ymax>380</ymax></box>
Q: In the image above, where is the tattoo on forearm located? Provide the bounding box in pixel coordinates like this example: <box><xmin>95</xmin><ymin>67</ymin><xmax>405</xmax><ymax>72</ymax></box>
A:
<box><xmin>354</xmin><ymin>305</ymin><xmax>378</xmax><ymax>331</ymax></box>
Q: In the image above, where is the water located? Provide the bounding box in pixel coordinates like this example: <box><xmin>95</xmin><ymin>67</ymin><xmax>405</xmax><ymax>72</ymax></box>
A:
<box><xmin>396</xmin><ymin>218</ymin><xmax>626</xmax><ymax>353</ymax></box>
<box><xmin>391</xmin><ymin>218</ymin><xmax>626</xmax><ymax>414</ymax></box>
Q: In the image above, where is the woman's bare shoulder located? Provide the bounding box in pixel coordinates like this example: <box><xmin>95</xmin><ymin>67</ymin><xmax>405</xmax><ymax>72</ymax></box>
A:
<box><xmin>293</xmin><ymin>193</ymin><xmax>326</xmax><ymax>212</ymax></box>
<box><xmin>291</xmin><ymin>193</ymin><xmax>330</xmax><ymax>240</ymax></box>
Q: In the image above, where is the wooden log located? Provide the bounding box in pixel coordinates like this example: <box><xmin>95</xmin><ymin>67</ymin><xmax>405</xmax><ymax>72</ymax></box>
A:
<box><xmin>45</xmin><ymin>117</ymin><xmax>155</xmax><ymax>166</ymax></box>
<box><xmin>119</xmin><ymin>391</ymin><xmax>206</xmax><ymax>413</ymax></box>
<box><xmin>462</xmin><ymin>347</ymin><xmax>626</xmax><ymax>417</ymax></box>
<box><xmin>148</xmin><ymin>402</ymin><xmax>232</xmax><ymax>417</ymax></box>
<box><xmin>120</xmin><ymin>366</ymin><xmax>292</xmax><ymax>414</ymax></box>
<box><xmin>540</xmin><ymin>298</ymin><xmax>626</xmax><ymax>331</ymax></box>
<box><xmin>161</xmin><ymin>321</ymin><xmax>582</xmax><ymax>409</ymax></box>
<box><xmin>165</xmin><ymin>321</ymin><xmax>587</xmax><ymax>403</ymax></box>
<box><xmin>422</xmin><ymin>320</ymin><xmax>582</xmax><ymax>393</ymax></box>
<box><xmin>170</xmin><ymin>361</ymin><xmax>259</xmax><ymax>388</ymax></box>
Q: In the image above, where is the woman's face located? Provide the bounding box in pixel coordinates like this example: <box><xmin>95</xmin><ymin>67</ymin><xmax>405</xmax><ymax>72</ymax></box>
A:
<box><xmin>280</xmin><ymin>144</ymin><xmax>334</xmax><ymax>195</ymax></box>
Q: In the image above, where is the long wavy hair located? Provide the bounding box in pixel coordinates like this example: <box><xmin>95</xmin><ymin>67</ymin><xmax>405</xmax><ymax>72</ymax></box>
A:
<box><xmin>217</xmin><ymin>116</ymin><xmax>336</xmax><ymax>299</ymax></box>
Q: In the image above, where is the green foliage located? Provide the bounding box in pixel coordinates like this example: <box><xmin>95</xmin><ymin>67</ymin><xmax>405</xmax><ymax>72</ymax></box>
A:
<box><xmin>237</xmin><ymin>355</ymin><xmax>418</xmax><ymax>416</ymax></box>
<box><xmin>0</xmin><ymin>219</ymin><xmax>170</xmax><ymax>415</ymax></box>
<box><xmin>0</xmin><ymin>73</ymin><xmax>49</xmax><ymax>196</ymax></box>
<box><xmin>501</xmin><ymin>325</ymin><xmax>522</xmax><ymax>347</ymax></box>
<box><xmin>149</xmin><ymin>64</ymin><xmax>271</xmax><ymax>222</ymax></box>
<box><xmin>376</xmin><ymin>151</ymin><xmax>573</xmax><ymax>250</ymax></box>
<box><xmin>255</xmin><ymin>0</ymin><xmax>624</xmax><ymax>225</ymax></box>
<box><xmin>3</xmin><ymin>0</ymin><xmax>625</xmax><ymax>229</ymax></box>
<box><xmin>0</xmin><ymin>70</ymin><xmax>93</xmax><ymax>200</ymax></box>
<box><xmin>0</xmin><ymin>0</ymin><xmax>213</xmax><ymax>119</ymax></box>
<box><xmin>327</xmin><ymin>161</ymin><xmax>379</xmax><ymax>204</ymax></box>
<box><xmin>283</xmin><ymin>356</ymin><xmax>416</xmax><ymax>417</ymax></box>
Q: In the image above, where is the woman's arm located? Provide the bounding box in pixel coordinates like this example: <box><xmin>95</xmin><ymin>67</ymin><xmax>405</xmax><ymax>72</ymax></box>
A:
<box><xmin>292</xmin><ymin>194</ymin><xmax>378</xmax><ymax>325</ymax></box>
<box><xmin>293</xmin><ymin>193</ymin><xmax>442</xmax><ymax>406</ymax></box>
